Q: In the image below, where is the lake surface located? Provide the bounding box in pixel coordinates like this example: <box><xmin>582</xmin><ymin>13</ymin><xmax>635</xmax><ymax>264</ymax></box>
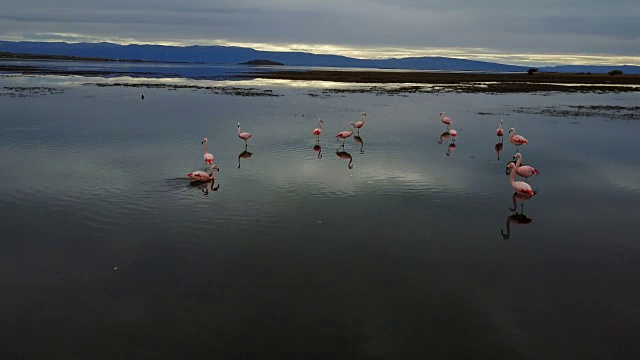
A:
<box><xmin>1</xmin><ymin>72</ymin><xmax>640</xmax><ymax>359</ymax></box>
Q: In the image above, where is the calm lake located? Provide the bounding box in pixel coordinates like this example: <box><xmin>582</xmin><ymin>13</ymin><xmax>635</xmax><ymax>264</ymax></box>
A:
<box><xmin>1</xmin><ymin>71</ymin><xmax>640</xmax><ymax>359</ymax></box>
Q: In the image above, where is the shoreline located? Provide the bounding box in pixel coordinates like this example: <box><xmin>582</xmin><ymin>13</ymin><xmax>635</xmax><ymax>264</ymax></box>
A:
<box><xmin>2</xmin><ymin>62</ymin><xmax>640</xmax><ymax>94</ymax></box>
<box><xmin>235</xmin><ymin>70</ymin><xmax>640</xmax><ymax>94</ymax></box>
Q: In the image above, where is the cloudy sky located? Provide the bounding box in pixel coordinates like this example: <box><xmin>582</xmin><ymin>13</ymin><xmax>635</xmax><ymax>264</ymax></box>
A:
<box><xmin>1</xmin><ymin>0</ymin><xmax>639</xmax><ymax>66</ymax></box>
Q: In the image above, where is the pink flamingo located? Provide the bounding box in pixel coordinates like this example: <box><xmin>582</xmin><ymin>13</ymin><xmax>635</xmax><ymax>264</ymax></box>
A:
<box><xmin>237</xmin><ymin>122</ymin><xmax>252</xmax><ymax>147</ymax></box>
<box><xmin>506</xmin><ymin>162</ymin><xmax>535</xmax><ymax>197</ymax></box>
<box><xmin>313</xmin><ymin>119</ymin><xmax>323</xmax><ymax>141</ymax></box>
<box><xmin>512</xmin><ymin>152</ymin><xmax>539</xmax><ymax>180</ymax></box>
<box><xmin>201</xmin><ymin>138</ymin><xmax>214</xmax><ymax>165</ymax></box>
<box><xmin>187</xmin><ymin>164</ymin><xmax>219</xmax><ymax>181</ymax></box>
<box><xmin>496</xmin><ymin>120</ymin><xmax>504</xmax><ymax>140</ymax></box>
<box><xmin>353</xmin><ymin>112</ymin><xmax>366</xmax><ymax>134</ymax></box>
<box><xmin>448</xmin><ymin>129</ymin><xmax>458</xmax><ymax>139</ymax></box>
<box><xmin>336</xmin><ymin>121</ymin><xmax>355</xmax><ymax>147</ymax></box>
<box><xmin>509</xmin><ymin>127</ymin><xmax>528</xmax><ymax>150</ymax></box>
<box><xmin>440</xmin><ymin>112</ymin><xmax>452</xmax><ymax>129</ymax></box>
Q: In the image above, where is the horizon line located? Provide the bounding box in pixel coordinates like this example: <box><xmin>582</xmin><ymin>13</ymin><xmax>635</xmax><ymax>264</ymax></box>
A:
<box><xmin>1</xmin><ymin>36</ymin><xmax>640</xmax><ymax>68</ymax></box>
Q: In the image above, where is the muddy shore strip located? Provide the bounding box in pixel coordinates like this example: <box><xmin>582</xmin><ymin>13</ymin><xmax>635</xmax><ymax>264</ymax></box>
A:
<box><xmin>2</xmin><ymin>62</ymin><xmax>640</xmax><ymax>94</ymax></box>
<box><xmin>235</xmin><ymin>70</ymin><xmax>640</xmax><ymax>93</ymax></box>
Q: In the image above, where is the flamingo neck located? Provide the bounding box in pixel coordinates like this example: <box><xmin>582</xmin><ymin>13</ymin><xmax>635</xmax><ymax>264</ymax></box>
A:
<box><xmin>204</xmin><ymin>140</ymin><xmax>209</xmax><ymax>153</ymax></box>
<box><xmin>319</xmin><ymin>120</ymin><xmax>322</xmax><ymax>129</ymax></box>
<box><xmin>514</xmin><ymin>156</ymin><xmax>522</xmax><ymax>171</ymax></box>
<box><xmin>509</xmin><ymin>165</ymin><xmax>516</xmax><ymax>187</ymax></box>
<box><xmin>238</xmin><ymin>126</ymin><xmax>241</xmax><ymax>135</ymax></box>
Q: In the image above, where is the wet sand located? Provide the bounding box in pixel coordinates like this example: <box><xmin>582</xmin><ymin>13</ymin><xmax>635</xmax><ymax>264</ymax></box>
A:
<box><xmin>2</xmin><ymin>61</ymin><xmax>640</xmax><ymax>93</ymax></box>
<box><xmin>236</xmin><ymin>70</ymin><xmax>640</xmax><ymax>93</ymax></box>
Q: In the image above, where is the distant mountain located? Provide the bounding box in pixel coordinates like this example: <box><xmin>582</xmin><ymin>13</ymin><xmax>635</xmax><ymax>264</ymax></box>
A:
<box><xmin>1</xmin><ymin>40</ymin><xmax>638</xmax><ymax>74</ymax></box>
<box><xmin>239</xmin><ymin>59</ymin><xmax>284</xmax><ymax>66</ymax></box>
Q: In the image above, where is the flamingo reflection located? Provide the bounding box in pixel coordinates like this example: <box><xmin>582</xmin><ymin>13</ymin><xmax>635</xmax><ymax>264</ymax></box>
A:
<box><xmin>495</xmin><ymin>141</ymin><xmax>504</xmax><ymax>161</ymax></box>
<box><xmin>336</xmin><ymin>149</ymin><xmax>353</xmax><ymax>169</ymax></box>
<box><xmin>313</xmin><ymin>143</ymin><xmax>322</xmax><ymax>159</ymax></box>
<box><xmin>446</xmin><ymin>141</ymin><xmax>457</xmax><ymax>156</ymax></box>
<box><xmin>353</xmin><ymin>135</ymin><xmax>364</xmax><ymax>154</ymax></box>
<box><xmin>501</xmin><ymin>192</ymin><xmax>533</xmax><ymax>239</ymax></box>
<box><xmin>437</xmin><ymin>131</ymin><xmax>451</xmax><ymax>144</ymax></box>
<box><xmin>190</xmin><ymin>179</ymin><xmax>220</xmax><ymax>196</ymax></box>
<box><xmin>238</xmin><ymin>149</ymin><xmax>253</xmax><ymax>169</ymax></box>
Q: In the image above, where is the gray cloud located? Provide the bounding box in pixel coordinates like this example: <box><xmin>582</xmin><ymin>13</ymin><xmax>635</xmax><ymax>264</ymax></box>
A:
<box><xmin>1</xmin><ymin>0</ymin><xmax>639</xmax><ymax>62</ymax></box>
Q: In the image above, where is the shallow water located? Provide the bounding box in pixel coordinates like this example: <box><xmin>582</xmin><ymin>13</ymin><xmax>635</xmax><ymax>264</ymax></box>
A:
<box><xmin>1</xmin><ymin>74</ymin><xmax>640</xmax><ymax>359</ymax></box>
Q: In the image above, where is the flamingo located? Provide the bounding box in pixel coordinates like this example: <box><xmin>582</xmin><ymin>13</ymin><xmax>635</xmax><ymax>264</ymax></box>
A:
<box><xmin>336</xmin><ymin>149</ymin><xmax>353</xmax><ymax>169</ymax></box>
<box><xmin>201</xmin><ymin>137</ymin><xmax>214</xmax><ymax>165</ymax></box>
<box><xmin>509</xmin><ymin>128</ymin><xmax>528</xmax><ymax>150</ymax></box>
<box><xmin>237</xmin><ymin>122</ymin><xmax>252</xmax><ymax>147</ymax></box>
<box><xmin>506</xmin><ymin>162</ymin><xmax>535</xmax><ymax>197</ymax></box>
<box><xmin>440</xmin><ymin>112</ymin><xmax>452</xmax><ymax>128</ymax></box>
<box><xmin>313</xmin><ymin>119</ymin><xmax>323</xmax><ymax>141</ymax></box>
<box><xmin>496</xmin><ymin>119</ymin><xmax>505</xmax><ymax>140</ymax></box>
<box><xmin>511</xmin><ymin>152</ymin><xmax>539</xmax><ymax>180</ymax></box>
<box><xmin>448</xmin><ymin>129</ymin><xmax>458</xmax><ymax>139</ymax></box>
<box><xmin>353</xmin><ymin>112</ymin><xmax>366</xmax><ymax>134</ymax></box>
<box><xmin>188</xmin><ymin>164</ymin><xmax>219</xmax><ymax>182</ymax></box>
<box><xmin>336</xmin><ymin>121</ymin><xmax>355</xmax><ymax>147</ymax></box>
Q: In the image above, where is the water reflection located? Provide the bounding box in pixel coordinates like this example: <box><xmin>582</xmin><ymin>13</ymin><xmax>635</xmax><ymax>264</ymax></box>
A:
<box><xmin>189</xmin><ymin>179</ymin><xmax>220</xmax><ymax>196</ymax></box>
<box><xmin>437</xmin><ymin>131</ymin><xmax>451</xmax><ymax>144</ymax></box>
<box><xmin>238</xmin><ymin>149</ymin><xmax>253</xmax><ymax>169</ymax></box>
<box><xmin>446</xmin><ymin>141</ymin><xmax>457</xmax><ymax>157</ymax></box>
<box><xmin>313</xmin><ymin>143</ymin><xmax>322</xmax><ymax>159</ymax></box>
<box><xmin>501</xmin><ymin>192</ymin><xmax>534</xmax><ymax>240</ymax></box>
<box><xmin>353</xmin><ymin>135</ymin><xmax>365</xmax><ymax>154</ymax></box>
<box><xmin>494</xmin><ymin>141</ymin><xmax>504</xmax><ymax>161</ymax></box>
<box><xmin>336</xmin><ymin>149</ymin><xmax>353</xmax><ymax>169</ymax></box>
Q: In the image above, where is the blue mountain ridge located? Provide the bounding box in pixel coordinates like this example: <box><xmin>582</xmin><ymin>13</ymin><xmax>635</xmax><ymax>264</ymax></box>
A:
<box><xmin>1</xmin><ymin>41</ymin><xmax>638</xmax><ymax>74</ymax></box>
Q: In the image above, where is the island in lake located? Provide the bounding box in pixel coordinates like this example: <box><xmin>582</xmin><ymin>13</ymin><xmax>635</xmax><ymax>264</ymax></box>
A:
<box><xmin>238</xmin><ymin>59</ymin><xmax>284</xmax><ymax>66</ymax></box>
